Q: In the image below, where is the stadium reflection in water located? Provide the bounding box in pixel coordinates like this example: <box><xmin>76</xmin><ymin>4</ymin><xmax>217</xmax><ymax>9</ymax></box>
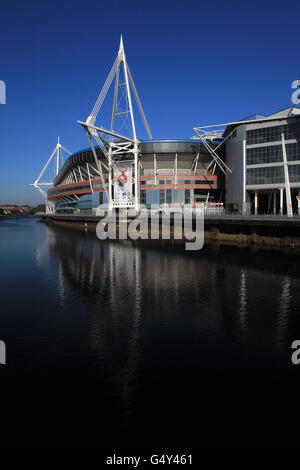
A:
<box><xmin>45</xmin><ymin>223</ymin><xmax>299</xmax><ymax>350</ymax></box>
<box><xmin>22</xmin><ymin>220</ymin><xmax>300</xmax><ymax>448</ymax></box>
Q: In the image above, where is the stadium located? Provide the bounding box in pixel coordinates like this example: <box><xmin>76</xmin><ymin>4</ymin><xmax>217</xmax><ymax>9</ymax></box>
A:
<box><xmin>47</xmin><ymin>140</ymin><xmax>224</xmax><ymax>214</ymax></box>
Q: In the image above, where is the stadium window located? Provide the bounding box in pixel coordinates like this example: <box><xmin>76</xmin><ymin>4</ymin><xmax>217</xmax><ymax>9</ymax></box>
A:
<box><xmin>166</xmin><ymin>189</ymin><xmax>172</xmax><ymax>203</ymax></box>
<box><xmin>185</xmin><ymin>190</ymin><xmax>190</xmax><ymax>204</ymax></box>
<box><xmin>159</xmin><ymin>190</ymin><xmax>165</xmax><ymax>204</ymax></box>
<box><xmin>140</xmin><ymin>190</ymin><xmax>146</xmax><ymax>204</ymax></box>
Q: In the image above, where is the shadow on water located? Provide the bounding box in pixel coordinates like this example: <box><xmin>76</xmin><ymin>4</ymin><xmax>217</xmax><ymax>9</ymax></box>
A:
<box><xmin>0</xmin><ymin>218</ymin><xmax>300</xmax><ymax>450</ymax></box>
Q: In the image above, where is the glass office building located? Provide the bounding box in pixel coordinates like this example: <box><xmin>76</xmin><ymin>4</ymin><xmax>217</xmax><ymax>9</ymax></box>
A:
<box><xmin>225</xmin><ymin>106</ymin><xmax>300</xmax><ymax>215</ymax></box>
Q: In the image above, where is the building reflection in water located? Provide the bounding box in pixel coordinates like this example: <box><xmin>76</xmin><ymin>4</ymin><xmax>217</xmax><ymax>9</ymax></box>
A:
<box><xmin>238</xmin><ymin>269</ymin><xmax>248</xmax><ymax>334</ymax></box>
<box><xmin>43</xmin><ymin>224</ymin><xmax>299</xmax><ymax>415</ymax></box>
<box><xmin>58</xmin><ymin>260</ymin><xmax>65</xmax><ymax>308</ymax></box>
<box><xmin>44</xmin><ymin>225</ymin><xmax>225</xmax><ymax>414</ymax></box>
<box><xmin>276</xmin><ymin>276</ymin><xmax>292</xmax><ymax>348</ymax></box>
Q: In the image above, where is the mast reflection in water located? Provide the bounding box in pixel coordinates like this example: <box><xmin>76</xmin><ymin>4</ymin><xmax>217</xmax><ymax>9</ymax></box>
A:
<box><xmin>1</xmin><ymin>218</ymin><xmax>300</xmax><ymax>450</ymax></box>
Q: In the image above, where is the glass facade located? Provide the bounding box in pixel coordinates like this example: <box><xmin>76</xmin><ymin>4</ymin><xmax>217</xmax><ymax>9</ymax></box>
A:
<box><xmin>158</xmin><ymin>188</ymin><xmax>178</xmax><ymax>204</ymax></box>
<box><xmin>286</xmin><ymin>142</ymin><xmax>300</xmax><ymax>161</ymax></box>
<box><xmin>247</xmin><ymin>142</ymin><xmax>300</xmax><ymax>165</ymax></box>
<box><xmin>146</xmin><ymin>190</ymin><xmax>159</xmax><ymax>205</ymax></box>
<box><xmin>245</xmin><ymin>127</ymin><xmax>300</xmax><ymax>188</ymax></box>
<box><xmin>246</xmin><ymin>124</ymin><xmax>294</xmax><ymax>145</ymax></box>
<box><xmin>246</xmin><ymin>145</ymin><xmax>282</xmax><ymax>165</ymax></box>
<box><xmin>288</xmin><ymin>165</ymin><xmax>300</xmax><ymax>183</ymax></box>
<box><xmin>77</xmin><ymin>193</ymin><xmax>93</xmax><ymax>208</ymax></box>
<box><xmin>247</xmin><ymin>166</ymin><xmax>284</xmax><ymax>185</ymax></box>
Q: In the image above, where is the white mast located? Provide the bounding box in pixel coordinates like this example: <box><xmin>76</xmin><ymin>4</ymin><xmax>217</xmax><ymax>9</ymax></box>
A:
<box><xmin>30</xmin><ymin>137</ymin><xmax>72</xmax><ymax>214</ymax></box>
<box><xmin>79</xmin><ymin>35</ymin><xmax>152</xmax><ymax>212</ymax></box>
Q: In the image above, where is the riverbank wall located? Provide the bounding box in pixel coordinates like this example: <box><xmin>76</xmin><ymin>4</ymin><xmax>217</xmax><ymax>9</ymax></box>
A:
<box><xmin>41</xmin><ymin>214</ymin><xmax>300</xmax><ymax>249</ymax></box>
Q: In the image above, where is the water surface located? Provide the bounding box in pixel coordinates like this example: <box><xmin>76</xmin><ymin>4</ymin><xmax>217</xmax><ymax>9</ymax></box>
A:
<box><xmin>0</xmin><ymin>218</ymin><xmax>300</xmax><ymax>450</ymax></box>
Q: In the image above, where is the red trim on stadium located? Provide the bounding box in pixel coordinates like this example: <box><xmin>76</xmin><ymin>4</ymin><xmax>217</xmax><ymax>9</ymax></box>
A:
<box><xmin>48</xmin><ymin>175</ymin><xmax>218</xmax><ymax>200</ymax></box>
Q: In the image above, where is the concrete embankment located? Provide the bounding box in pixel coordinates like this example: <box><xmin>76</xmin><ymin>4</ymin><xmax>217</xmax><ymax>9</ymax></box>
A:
<box><xmin>0</xmin><ymin>215</ymin><xmax>41</xmax><ymax>220</ymax></box>
<box><xmin>41</xmin><ymin>213</ymin><xmax>300</xmax><ymax>249</ymax></box>
<box><xmin>203</xmin><ymin>215</ymin><xmax>300</xmax><ymax>247</ymax></box>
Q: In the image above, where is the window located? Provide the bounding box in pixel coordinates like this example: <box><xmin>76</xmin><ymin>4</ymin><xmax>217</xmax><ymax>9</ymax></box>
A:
<box><xmin>288</xmin><ymin>164</ymin><xmax>300</xmax><ymax>183</ymax></box>
<box><xmin>99</xmin><ymin>192</ymin><xmax>103</xmax><ymax>204</ymax></box>
<box><xmin>140</xmin><ymin>190</ymin><xmax>146</xmax><ymax>204</ymax></box>
<box><xmin>246</xmin><ymin>145</ymin><xmax>282</xmax><ymax>165</ymax></box>
<box><xmin>158</xmin><ymin>169</ymin><xmax>173</xmax><ymax>175</ymax></box>
<box><xmin>166</xmin><ymin>189</ymin><xmax>172</xmax><ymax>203</ymax></box>
<box><xmin>185</xmin><ymin>190</ymin><xmax>190</xmax><ymax>204</ymax></box>
<box><xmin>246</xmin><ymin>124</ymin><xmax>294</xmax><ymax>145</ymax></box>
<box><xmin>159</xmin><ymin>190</ymin><xmax>165</xmax><ymax>204</ymax></box>
<box><xmin>247</xmin><ymin>141</ymin><xmax>300</xmax><ymax>165</ymax></box>
<box><xmin>246</xmin><ymin>166</ymin><xmax>284</xmax><ymax>185</ymax></box>
<box><xmin>286</xmin><ymin>142</ymin><xmax>300</xmax><ymax>161</ymax></box>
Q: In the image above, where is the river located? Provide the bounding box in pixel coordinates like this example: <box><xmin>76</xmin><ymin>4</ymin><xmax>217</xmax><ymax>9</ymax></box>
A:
<box><xmin>0</xmin><ymin>218</ymin><xmax>300</xmax><ymax>451</ymax></box>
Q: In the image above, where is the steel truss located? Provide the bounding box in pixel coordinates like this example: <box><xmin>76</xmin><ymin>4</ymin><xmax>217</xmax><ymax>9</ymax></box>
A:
<box><xmin>30</xmin><ymin>137</ymin><xmax>72</xmax><ymax>214</ymax></box>
<box><xmin>193</xmin><ymin>127</ymin><xmax>232</xmax><ymax>175</ymax></box>
<box><xmin>78</xmin><ymin>36</ymin><xmax>152</xmax><ymax>211</ymax></box>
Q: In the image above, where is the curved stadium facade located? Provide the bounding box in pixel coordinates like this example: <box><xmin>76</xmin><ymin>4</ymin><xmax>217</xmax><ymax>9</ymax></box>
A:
<box><xmin>48</xmin><ymin>140</ymin><xmax>224</xmax><ymax>214</ymax></box>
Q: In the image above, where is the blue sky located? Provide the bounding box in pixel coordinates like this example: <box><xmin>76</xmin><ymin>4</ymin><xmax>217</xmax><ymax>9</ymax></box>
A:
<box><xmin>0</xmin><ymin>0</ymin><xmax>300</xmax><ymax>205</ymax></box>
